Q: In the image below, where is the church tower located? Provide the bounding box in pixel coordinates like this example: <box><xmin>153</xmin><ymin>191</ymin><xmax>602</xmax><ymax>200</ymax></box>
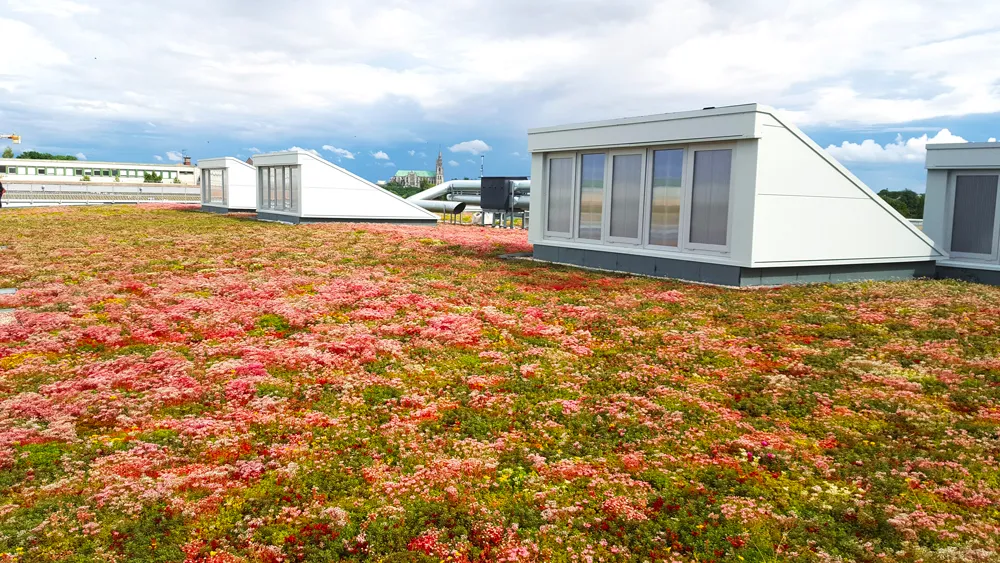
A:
<box><xmin>435</xmin><ymin>150</ymin><xmax>444</xmax><ymax>186</ymax></box>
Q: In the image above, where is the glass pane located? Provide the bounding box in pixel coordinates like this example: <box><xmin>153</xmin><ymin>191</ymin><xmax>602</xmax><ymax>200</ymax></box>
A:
<box><xmin>578</xmin><ymin>153</ymin><xmax>605</xmax><ymax>240</ymax></box>
<box><xmin>210</xmin><ymin>169</ymin><xmax>225</xmax><ymax>203</ymax></box>
<box><xmin>283</xmin><ymin>167</ymin><xmax>292</xmax><ymax>210</ymax></box>
<box><xmin>649</xmin><ymin>149</ymin><xmax>684</xmax><ymax>247</ymax></box>
<box><xmin>547</xmin><ymin>158</ymin><xmax>573</xmax><ymax>234</ymax></box>
<box><xmin>609</xmin><ymin>154</ymin><xmax>643</xmax><ymax>239</ymax></box>
<box><xmin>690</xmin><ymin>149</ymin><xmax>732</xmax><ymax>246</ymax></box>
<box><xmin>952</xmin><ymin>175</ymin><xmax>998</xmax><ymax>255</ymax></box>
<box><xmin>272</xmin><ymin>168</ymin><xmax>279</xmax><ymax>209</ymax></box>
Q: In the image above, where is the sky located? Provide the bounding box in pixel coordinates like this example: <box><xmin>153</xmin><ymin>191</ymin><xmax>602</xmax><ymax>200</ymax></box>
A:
<box><xmin>2</xmin><ymin>0</ymin><xmax>1000</xmax><ymax>191</ymax></box>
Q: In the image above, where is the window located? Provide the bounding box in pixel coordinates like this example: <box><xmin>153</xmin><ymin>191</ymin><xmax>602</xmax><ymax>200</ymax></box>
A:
<box><xmin>209</xmin><ymin>169</ymin><xmax>225</xmax><ymax>204</ymax></box>
<box><xmin>578</xmin><ymin>154</ymin><xmax>605</xmax><ymax>240</ymax></box>
<box><xmin>17</xmin><ymin>167</ymin><xmax>25</xmax><ymax>175</ymax></box>
<box><xmin>258</xmin><ymin>165</ymin><xmax>299</xmax><ymax>212</ymax></box>
<box><xmin>608</xmin><ymin>153</ymin><xmax>643</xmax><ymax>241</ymax></box>
<box><xmin>7</xmin><ymin>166</ymin><xmax>16</xmax><ymax>174</ymax></box>
<box><xmin>546</xmin><ymin>157</ymin><xmax>574</xmax><ymax>235</ymax></box>
<box><xmin>689</xmin><ymin>149</ymin><xmax>732</xmax><ymax>247</ymax></box>
<box><xmin>112</xmin><ymin>170</ymin><xmax>120</xmax><ymax>177</ymax></box>
<box><xmin>37</xmin><ymin>168</ymin><xmax>46</xmax><ymax>175</ymax></box>
<box><xmin>103</xmin><ymin>170</ymin><xmax>112</xmax><ymax>177</ymax></box>
<box><xmin>74</xmin><ymin>169</ymin><xmax>82</xmax><ymax>176</ymax></box>
<box><xmin>648</xmin><ymin>149</ymin><xmax>684</xmax><ymax>247</ymax></box>
<box><xmin>47</xmin><ymin>168</ymin><xmax>55</xmax><ymax>175</ymax></box>
<box><xmin>951</xmin><ymin>174</ymin><xmax>999</xmax><ymax>258</ymax></box>
<box><xmin>56</xmin><ymin>168</ymin><xmax>64</xmax><ymax>176</ymax></box>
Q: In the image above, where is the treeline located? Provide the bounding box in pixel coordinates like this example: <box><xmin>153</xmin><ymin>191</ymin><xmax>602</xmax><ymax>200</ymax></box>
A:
<box><xmin>878</xmin><ymin>189</ymin><xmax>925</xmax><ymax>219</ymax></box>
<box><xmin>1</xmin><ymin>149</ymin><xmax>79</xmax><ymax>160</ymax></box>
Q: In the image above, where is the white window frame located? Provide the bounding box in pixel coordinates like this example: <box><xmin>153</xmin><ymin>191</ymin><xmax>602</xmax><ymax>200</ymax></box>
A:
<box><xmin>543</xmin><ymin>152</ymin><xmax>577</xmax><ymax>240</ymax></box>
<box><xmin>641</xmin><ymin>145</ymin><xmax>688</xmax><ymax>252</ymax></box>
<box><xmin>604</xmin><ymin>149</ymin><xmax>647</xmax><ymax>246</ymax></box>
<box><xmin>946</xmin><ymin>170</ymin><xmax>1000</xmax><ymax>263</ymax></box>
<box><xmin>683</xmin><ymin>143</ymin><xmax>736</xmax><ymax>254</ymax></box>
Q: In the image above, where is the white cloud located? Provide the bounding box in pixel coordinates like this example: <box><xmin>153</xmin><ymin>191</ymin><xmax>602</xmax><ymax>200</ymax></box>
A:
<box><xmin>322</xmin><ymin>145</ymin><xmax>355</xmax><ymax>160</ymax></box>
<box><xmin>153</xmin><ymin>155</ymin><xmax>163</xmax><ymax>161</ymax></box>
<box><xmin>511</xmin><ymin>152</ymin><xmax>520</xmax><ymax>157</ymax></box>
<box><xmin>449</xmin><ymin>140</ymin><xmax>492</xmax><ymax>155</ymax></box>
<box><xmin>9</xmin><ymin>0</ymin><xmax>98</xmax><ymax>17</ymax></box>
<box><xmin>247</xmin><ymin>147</ymin><xmax>261</xmax><ymax>154</ymax></box>
<box><xmin>825</xmin><ymin>129</ymin><xmax>971</xmax><ymax>163</ymax></box>
<box><xmin>408</xmin><ymin>150</ymin><xmax>416</xmax><ymax>156</ymax></box>
<box><xmin>7</xmin><ymin>0</ymin><xmax>1000</xmax><ymax>153</ymax></box>
<box><xmin>288</xmin><ymin>146</ymin><xmax>320</xmax><ymax>156</ymax></box>
<box><xmin>75</xmin><ymin>152</ymin><xmax>87</xmax><ymax>160</ymax></box>
<box><xmin>448</xmin><ymin>160</ymin><xmax>460</xmax><ymax>167</ymax></box>
<box><xmin>165</xmin><ymin>151</ymin><xmax>184</xmax><ymax>162</ymax></box>
<box><xmin>991</xmin><ymin>138</ymin><xmax>998</xmax><ymax>143</ymax></box>
<box><xmin>371</xmin><ymin>150</ymin><xmax>390</xmax><ymax>160</ymax></box>
<box><xmin>384</xmin><ymin>162</ymin><xmax>396</xmax><ymax>167</ymax></box>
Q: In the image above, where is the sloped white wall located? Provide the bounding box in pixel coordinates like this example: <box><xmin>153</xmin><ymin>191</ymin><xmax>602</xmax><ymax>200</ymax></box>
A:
<box><xmin>751</xmin><ymin>113</ymin><xmax>942</xmax><ymax>266</ymax></box>
<box><xmin>227</xmin><ymin>160</ymin><xmax>257</xmax><ymax>210</ymax></box>
<box><xmin>300</xmin><ymin>154</ymin><xmax>437</xmax><ymax>221</ymax></box>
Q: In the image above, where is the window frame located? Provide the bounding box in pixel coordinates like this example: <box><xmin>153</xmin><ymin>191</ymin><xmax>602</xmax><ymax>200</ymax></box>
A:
<box><xmin>946</xmin><ymin>170</ymin><xmax>1000</xmax><ymax>263</ymax></box>
<box><xmin>576</xmin><ymin>151</ymin><xmax>608</xmax><ymax>242</ymax></box>
<box><xmin>683</xmin><ymin>143</ymin><xmax>737</xmax><ymax>254</ymax></box>
<box><xmin>542</xmin><ymin>152</ymin><xmax>577</xmax><ymax>240</ymax></box>
<box><xmin>603</xmin><ymin>148</ymin><xmax>647</xmax><ymax>246</ymax></box>
<box><xmin>642</xmin><ymin>145</ymin><xmax>688</xmax><ymax>251</ymax></box>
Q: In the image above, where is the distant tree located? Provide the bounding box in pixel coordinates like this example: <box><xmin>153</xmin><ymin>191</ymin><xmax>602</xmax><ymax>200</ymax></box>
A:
<box><xmin>16</xmin><ymin>151</ymin><xmax>78</xmax><ymax>161</ymax></box>
<box><xmin>143</xmin><ymin>171</ymin><xmax>163</xmax><ymax>183</ymax></box>
<box><xmin>878</xmin><ymin>189</ymin><xmax>925</xmax><ymax>219</ymax></box>
<box><xmin>381</xmin><ymin>181</ymin><xmax>422</xmax><ymax>199</ymax></box>
<box><xmin>1</xmin><ymin>147</ymin><xmax>13</xmax><ymax>159</ymax></box>
<box><xmin>420</xmin><ymin>178</ymin><xmax>434</xmax><ymax>190</ymax></box>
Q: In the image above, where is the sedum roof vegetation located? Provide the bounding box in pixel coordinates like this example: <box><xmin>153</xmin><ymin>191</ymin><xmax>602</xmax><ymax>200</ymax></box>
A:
<box><xmin>1</xmin><ymin>205</ymin><xmax>999</xmax><ymax>562</ymax></box>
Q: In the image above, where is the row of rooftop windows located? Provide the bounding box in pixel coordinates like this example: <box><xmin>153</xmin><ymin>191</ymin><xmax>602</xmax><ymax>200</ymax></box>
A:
<box><xmin>4</xmin><ymin>166</ymin><xmax>186</xmax><ymax>179</ymax></box>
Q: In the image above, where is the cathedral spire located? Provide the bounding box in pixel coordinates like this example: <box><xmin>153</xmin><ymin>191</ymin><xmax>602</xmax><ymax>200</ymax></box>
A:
<box><xmin>435</xmin><ymin>148</ymin><xmax>444</xmax><ymax>186</ymax></box>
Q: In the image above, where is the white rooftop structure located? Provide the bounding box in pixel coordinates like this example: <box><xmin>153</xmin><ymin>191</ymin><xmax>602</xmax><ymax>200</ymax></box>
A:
<box><xmin>251</xmin><ymin>150</ymin><xmax>438</xmax><ymax>225</ymax></box>
<box><xmin>0</xmin><ymin>158</ymin><xmax>198</xmax><ymax>184</ymax></box>
<box><xmin>527</xmin><ymin>104</ymin><xmax>943</xmax><ymax>286</ymax></box>
<box><xmin>199</xmin><ymin>157</ymin><xmax>256</xmax><ymax>213</ymax></box>
<box><xmin>924</xmin><ymin>143</ymin><xmax>1000</xmax><ymax>284</ymax></box>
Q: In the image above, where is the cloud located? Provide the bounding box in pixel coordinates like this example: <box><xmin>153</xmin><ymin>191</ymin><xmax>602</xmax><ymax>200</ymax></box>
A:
<box><xmin>511</xmin><ymin>152</ymin><xmax>520</xmax><ymax>157</ymax></box>
<box><xmin>322</xmin><ymin>145</ymin><xmax>355</xmax><ymax>160</ymax></box>
<box><xmin>8</xmin><ymin>0</ymin><xmax>1000</xmax><ymax>158</ymax></box>
<box><xmin>383</xmin><ymin>162</ymin><xmax>396</xmax><ymax>167</ymax></box>
<box><xmin>991</xmin><ymin>138</ymin><xmax>998</xmax><ymax>143</ymax></box>
<box><xmin>165</xmin><ymin>151</ymin><xmax>184</xmax><ymax>162</ymax></box>
<box><xmin>408</xmin><ymin>150</ymin><xmax>416</xmax><ymax>156</ymax></box>
<box><xmin>825</xmin><ymin>129</ymin><xmax>970</xmax><ymax>163</ymax></box>
<box><xmin>247</xmin><ymin>147</ymin><xmax>262</xmax><ymax>154</ymax></box>
<box><xmin>287</xmin><ymin>146</ymin><xmax>321</xmax><ymax>156</ymax></box>
<box><xmin>371</xmin><ymin>150</ymin><xmax>390</xmax><ymax>160</ymax></box>
<box><xmin>449</xmin><ymin>140</ymin><xmax>492</xmax><ymax>155</ymax></box>
<box><xmin>448</xmin><ymin>160</ymin><xmax>460</xmax><ymax>167</ymax></box>
<box><xmin>75</xmin><ymin>152</ymin><xmax>87</xmax><ymax>160</ymax></box>
<box><xmin>10</xmin><ymin>0</ymin><xmax>98</xmax><ymax>17</ymax></box>
<box><xmin>153</xmin><ymin>155</ymin><xmax>163</xmax><ymax>161</ymax></box>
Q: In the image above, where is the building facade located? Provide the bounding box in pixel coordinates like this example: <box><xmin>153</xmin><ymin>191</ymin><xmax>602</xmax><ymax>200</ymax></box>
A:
<box><xmin>527</xmin><ymin>104</ymin><xmax>942</xmax><ymax>286</ymax></box>
<box><xmin>391</xmin><ymin>152</ymin><xmax>444</xmax><ymax>188</ymax></box>
<box><xmin>924</xmin><ymin>142</ymin><xmax>1000</xmax><ymax>284</ymax></box>
<box><xmin>0</xmin><ymin>158</ymin><xmax>198</xmax><ymax>184</ymax></box>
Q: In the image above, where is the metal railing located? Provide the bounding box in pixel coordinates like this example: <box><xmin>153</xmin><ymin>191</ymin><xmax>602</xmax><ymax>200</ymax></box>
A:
<box><xmin>3</xmin><ymin>181</ymin><xmax>200</xmax><ymax>206</ymax></box>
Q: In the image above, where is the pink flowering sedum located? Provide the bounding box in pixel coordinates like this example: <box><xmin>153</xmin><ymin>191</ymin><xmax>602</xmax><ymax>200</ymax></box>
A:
<box><xmin>0</xmin><ymin>205</ymin><xmax>999</xmax><ymax>562</ymax></box>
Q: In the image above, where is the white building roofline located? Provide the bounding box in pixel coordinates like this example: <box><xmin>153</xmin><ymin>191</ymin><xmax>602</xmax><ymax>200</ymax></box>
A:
<box><xmin>527</xmin><ymin>103</ymin><xmax>764</xmax><ymax>134</ymax></box>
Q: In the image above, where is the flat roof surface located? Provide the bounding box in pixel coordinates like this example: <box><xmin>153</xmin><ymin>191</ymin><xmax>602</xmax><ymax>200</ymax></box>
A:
<box><xmin>527</xmin><ymin>103</ymin><xmax>768</xmax><ymax>134</ymax></box>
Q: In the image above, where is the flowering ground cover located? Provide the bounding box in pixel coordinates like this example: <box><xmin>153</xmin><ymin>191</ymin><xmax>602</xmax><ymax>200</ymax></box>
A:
<box><xmin>1</xmin><ymin>205</ymin><xmax>999</xmax><ymax>563</ymax></box>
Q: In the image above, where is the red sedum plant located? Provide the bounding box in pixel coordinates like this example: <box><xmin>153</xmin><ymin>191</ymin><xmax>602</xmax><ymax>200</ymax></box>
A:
<box><xmin>0</xmin><ymin>205</ymin><xmax>999</xmax><ymax>563</ymax></box>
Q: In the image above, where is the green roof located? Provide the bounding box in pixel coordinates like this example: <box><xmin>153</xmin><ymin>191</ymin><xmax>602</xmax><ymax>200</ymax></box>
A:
<box><xmin>393</xmin><ymin>170</ymin><xmax>435</xmax><ymax>177</ymax></box>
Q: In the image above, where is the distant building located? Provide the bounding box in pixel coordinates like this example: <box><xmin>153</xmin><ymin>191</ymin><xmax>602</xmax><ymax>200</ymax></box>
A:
<box><xmin>391</xmin><ymin>151</ymin><xmax>444</xmax><ymax>187</ymax></box>
<box><xmin>0</xmin><ymin>156</ymin><xmax>198</xmax><ymax>184</ymax></box>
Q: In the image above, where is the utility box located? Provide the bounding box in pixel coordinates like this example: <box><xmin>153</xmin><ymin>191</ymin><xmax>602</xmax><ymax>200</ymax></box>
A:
<box><xmin>481</xmin><ymin>176</ymin><xmax>529</xmax><ymax>211</ymax></box>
